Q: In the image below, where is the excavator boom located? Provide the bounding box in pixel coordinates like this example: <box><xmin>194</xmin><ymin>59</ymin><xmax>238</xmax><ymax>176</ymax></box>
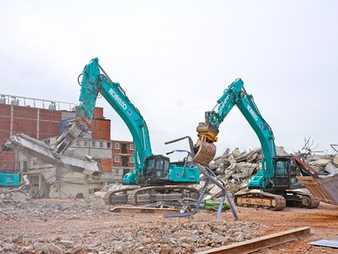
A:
<box><xmin>53</xmin><ymin>58</ymin><xmax>153</xmax><ymax>184</ymax></box>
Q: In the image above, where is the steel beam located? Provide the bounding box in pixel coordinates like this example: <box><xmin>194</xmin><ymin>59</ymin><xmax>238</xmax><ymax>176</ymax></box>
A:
<box><xmin>196</xmin><ymin>227</ymin><xmax>310</xmax><ymax>254</ymax></box>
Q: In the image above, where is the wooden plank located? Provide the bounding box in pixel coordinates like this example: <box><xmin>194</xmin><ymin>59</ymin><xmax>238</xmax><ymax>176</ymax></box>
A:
<box><xmin>196</xmin><ymin>227</ymin><xmax>311</xmax><ymax>254</ymax></box>
<box><xmin>110</xmin><ymin>206</ymin><xmax>179</xmax><ymax>213</ymax></box>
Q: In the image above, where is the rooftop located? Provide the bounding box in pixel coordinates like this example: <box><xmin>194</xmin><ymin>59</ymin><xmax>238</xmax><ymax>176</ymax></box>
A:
<box><xmin>0</xmin><ymin>93</ymin><xmax>75</xmax><ymax>111</ymax></box>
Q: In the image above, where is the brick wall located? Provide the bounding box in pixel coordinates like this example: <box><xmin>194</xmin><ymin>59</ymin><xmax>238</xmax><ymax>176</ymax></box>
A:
<box><xmin>111</xmin><ymin>141</ymin><xmax>134</xmax><ymax>168</ymax></box>
<box><xmin>0</xmin><ymin>102</ymin><xmax>131</xmax><ymax>173</ymax></box>
<box><xmin>90</xmin><ymin>119</ymin><xmax>111</xmax><ymax>140</ymax></box>
<box><xmin>98</xmin><ymin>159</ymin><xmax>113</xmax><ymax>172</ymax></box>
<box><xmin>0</xmin><ymin>104</ymin><xmax>63</xmax><ymax>170</ymax></box>
<box><xmin>39</xmin><ymin>108</ymin><xmax>62</xmax><ymax>139</ymax></box>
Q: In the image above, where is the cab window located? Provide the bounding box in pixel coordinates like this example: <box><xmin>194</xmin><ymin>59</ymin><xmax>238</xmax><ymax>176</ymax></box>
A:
<box><xmin>155</xmin><ymin>159</ymin><xmax>164</xmax><ymax>170</ymax></box>
<box><xmin>147</xmin><ymin>159</ymin><xmax>155</xmax><ymax>169</ymax></box>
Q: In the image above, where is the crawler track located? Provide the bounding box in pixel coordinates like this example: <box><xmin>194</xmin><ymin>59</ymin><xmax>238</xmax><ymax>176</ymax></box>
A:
<box><xmin>284</xmin><ymin>189</ymin><xmax>320</xmax><ymax>209</ymax></box>
<box><xmin>234</xmin><ymin>189</ymin><xmax>320</xmax><ymax>211</ymax></box>
<box><xmin>234</xmin><ymin>189</ymin><xmax>286</xmax><ymax>211</ymax></box>
<box><xmin>103</xmin><ymin>185</ymin><xmax>200</xmax><ymax>208</ymax></box>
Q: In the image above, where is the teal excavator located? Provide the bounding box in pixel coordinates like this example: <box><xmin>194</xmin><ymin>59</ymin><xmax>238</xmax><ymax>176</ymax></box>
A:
<box><xmin>54</xmin><ymin>58</ymin><xmax>203</xmax><ymax>207</ymax></box>
<box><xmin>194</xmin><ymin>79</ymin><xmax>319</xmax><ymax>210</ymax></box>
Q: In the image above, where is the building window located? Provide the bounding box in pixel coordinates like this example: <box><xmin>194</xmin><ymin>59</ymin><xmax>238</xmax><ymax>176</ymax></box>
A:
<box><xmin>100</xmin><ymin>141</ymin><xmax>104</xmax><ymax>148</ymax></box>
<box><xmin>92</xmin><ymin>141</ymin><xmax>96</xmax><ymax>147</ymax></box>
<box><xmin>114</xmin><ymin>143</ymin><xmax>120</xmax><ymax>149</ymax></box>
<box><xmin>114</xmin><ymin>155</ymin><xmax>120</xmax><ymax>163</ymax></box>
<box><xmin>121</xmin><ymin>156</ymin><xmax>129</xmax><ymax>166</ymax></box>
<box><xmin>129</xmin><ymin>144</ymin><xmax>134</xmax><ymax>150</ymax></box>
<box><xmin>22</xmin><ymin>161</ymin><xmax>28</xmax><ymax>170</ymax></box>
<box><xmin>107</xmin><ymin>142</ymin><xmax>111</xmax><ymax>148</ymax></box>
<box><xmin>123</xmin><ymin>168</ymin><xmax>130</xmax><ymax>176</ymax></box>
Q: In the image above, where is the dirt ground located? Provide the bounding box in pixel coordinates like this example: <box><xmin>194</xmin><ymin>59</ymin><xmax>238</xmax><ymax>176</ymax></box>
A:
<box><xmin>0</xmin><ymin>198</ymin><xmax>337</xmax><ymax>253</ymax></box>
<box><xmin>236</xmin><ymin>203</ymin><xmax>338</xmax><ymax>254</ymax></box>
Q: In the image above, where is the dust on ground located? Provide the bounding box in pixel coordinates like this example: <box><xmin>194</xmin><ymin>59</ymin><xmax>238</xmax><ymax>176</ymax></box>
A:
<box><xmin>1</xmin><ymin>197</ymin><xmax>338</xmax><ymax>254</ymax></box>
<box><xmin>0</xmin><ymin>198</ymin><xmax>262</xmax><ymax>254</ymax></box>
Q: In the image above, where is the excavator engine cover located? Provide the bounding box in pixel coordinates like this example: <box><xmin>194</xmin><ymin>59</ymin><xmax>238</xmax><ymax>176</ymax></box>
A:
<box><xmin>193</xmin><ymin>138</ymin><xmax>216</xmax><ymax>166</ymax></box>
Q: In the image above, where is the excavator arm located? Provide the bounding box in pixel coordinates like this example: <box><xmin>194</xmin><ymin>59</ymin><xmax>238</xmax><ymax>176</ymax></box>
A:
<box><xmin>195</xmin><ymin>79</ymin><xmax>321</xmax><ymax>210</ymax></box>
<box><xmin>53</xmin><ymin>58</ymin><xmax>153</xmax><ymax>184</ymax></box>
<box><xmin>195</xmin><ymin>79</ymin><xmax>277</xmax><ymax>189</ymax></box>
<box><xmin>53</xmin><ymin>58</ymin><xmax>200</xmax><ymax>187</ymax></box>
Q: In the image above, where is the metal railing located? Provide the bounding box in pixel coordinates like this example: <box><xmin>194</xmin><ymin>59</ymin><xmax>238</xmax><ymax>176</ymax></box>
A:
<box><xmin>0</xmin><ymin>93</ymin><xmax>76</xmax><ymax>111</ymax></box>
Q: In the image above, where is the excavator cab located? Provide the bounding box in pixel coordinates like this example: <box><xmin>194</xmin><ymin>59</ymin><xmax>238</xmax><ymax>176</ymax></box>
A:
<box><xmin>142</xmin><ymin>155</ymin><xmax>170</xmax><ymax>185</ymax></box>
<box><xmin>272</xmin><ymin>156</ymin><xmax>300</xmax><ymax>191</ymax></box>
<box><xmin>141</xmin><ymin>154</ymin><xmax>200</xmax><ymax>185</ymax></box>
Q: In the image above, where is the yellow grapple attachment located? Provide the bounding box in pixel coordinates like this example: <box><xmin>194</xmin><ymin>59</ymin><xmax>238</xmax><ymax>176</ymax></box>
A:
<box><xmin>192</xmin><ymin>122</ymin><xmax>217</xmax><ymax>166</ymax></box>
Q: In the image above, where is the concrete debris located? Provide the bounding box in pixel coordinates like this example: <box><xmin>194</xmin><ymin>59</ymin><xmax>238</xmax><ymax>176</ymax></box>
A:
<box><xmin>0</xmin><ymin>198</ymin><xmax>262</xmax><ymax>254</ymax></box>
<box><xmin>23</xmin><ymin>166</ymin><xmax>106</xmax><ymax>199</ymax></box>
<box><xmin>0</xmin><ymin>186</ymin><xmax>30</xmax><ymax>206</ymax></box>
<box><xmin>204</xmin><ymin>147</ymin><xmax>268</xmax><ymax>193</ymax></box>
<box><xmin>4</xmin><ymin>133</ymin><xmax>101</xmax><ymax>175</ymax></box>
<box><xmin>324</xmin><ymin>163</ymin><xmax>338</xmax><ymax>176</ymax></box>
<box><xmin>310</xmin><ymin>159</ymin><xmax>332</xmax><ymax>168</ymax></box>
<box><xmin>100</xmin><ymin>183</ymin><xmax>128</xmax><ymax>192</ymax></box>
<box><xmin>33</xmin><ymin>242</ymin><xmax>65</xmax><ymax>254</ymax></box>
<box><xmin>333</xmin><ymin>154</ymin><xmax>338</xmax><ymax>167</ymax></box>
<box><xmin>204</xmin><ymin>147</ymin><xmax>338</xmax><ymax>194</ymax></box>
<box><xmin>3</xmin><ymin>133</ymin><xmax>115</xmax><ymax>199</ymax></box>
<box><xmin>307</xmin><ymin>153</ymin><xmax>338</xmax><ymax>177</ymax></box>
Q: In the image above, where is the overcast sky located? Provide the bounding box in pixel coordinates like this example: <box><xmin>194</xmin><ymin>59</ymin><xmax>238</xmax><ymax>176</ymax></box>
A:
<box><xmin>1</xmin><ymin>1</ymin><xmax>337</xmax><ymax>156</ymax></box>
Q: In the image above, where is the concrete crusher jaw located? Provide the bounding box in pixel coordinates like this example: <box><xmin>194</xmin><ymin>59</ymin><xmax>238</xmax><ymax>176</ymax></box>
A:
<box><xmin>193</xmin><ymin>138</ymin><xmax>216</xmax><ymax>166</ymax></box>
<box><xmin>192</xmin><ymin>122</ymin><xmax>217</xmax><ymax>166</ymax></box>
<box><xmin>52</xmin><ymin>117</ymin><xmax>89</xmax><ymax>155</ymax></box>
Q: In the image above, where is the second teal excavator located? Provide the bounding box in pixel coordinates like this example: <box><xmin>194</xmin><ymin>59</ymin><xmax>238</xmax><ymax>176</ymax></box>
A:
<box><xmin>194</xmin><ymin>79</ymin><xmax>319</xmax><ymax>210</ymax></box>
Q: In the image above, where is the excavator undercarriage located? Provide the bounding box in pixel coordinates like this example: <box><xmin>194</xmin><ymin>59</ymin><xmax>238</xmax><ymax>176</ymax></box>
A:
<box><xmin>103</xmin><ymin>185</ymin><xmax>200</xmax><ymax>208</ymax></box>
<box><xmin>234</xmin><ymin>189</ymin><xmax>319</xmax><ymax>211</ymax></box>
<box><xmin>234</xmin><ymin>190</ymin><xmax>286</xmax><ymax>211</ymax></box>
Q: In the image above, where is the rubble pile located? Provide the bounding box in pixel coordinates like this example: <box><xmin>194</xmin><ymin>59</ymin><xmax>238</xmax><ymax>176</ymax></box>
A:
<box><xmin>203</xmin><ymin>147</ymin><xmax>289</xmax><ymax>194</ymax></box>
<box><xmin>206</xmin><ymin>148</ymin><xmax>262</xmax><ymax>193</ymax></box>
<box><xmin>205</xmin><ymin>146</ymin><xmax>338</xmax><ymax>195</ymax></box>
<box><xmin>69</xmin><ymin>221</ymin><xmax>261</xmax><ymax>254</ymax></box>
<box><xmin>0</xmin><ymin>196</ymin><xmax>107</xmax><ymax>221</ymax></box>
<box><xmin>0</xmin><ymin>186</ymin><xmax>30</xmax><ymax>205</ymax></box>
<box><xmin>305</xmin><ymin>153</ymin><xmax>338</xmax><ymax>177</ymax></box>
<box><xmin>0</xmin><ymin>197</ymin><xmax>262</xmax><ymax>254</ymax></box>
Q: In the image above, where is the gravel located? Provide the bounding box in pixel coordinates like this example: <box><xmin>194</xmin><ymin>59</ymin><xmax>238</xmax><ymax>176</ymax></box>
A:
<box><xmin>0</xmin><ymin>198</ymin><xmax>262</xmax><ymax>254</ymax></box>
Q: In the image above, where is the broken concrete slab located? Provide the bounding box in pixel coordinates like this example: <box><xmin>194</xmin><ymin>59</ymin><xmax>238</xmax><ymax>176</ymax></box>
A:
<box><xmin>333</xmin><ymin>154</ymin><xmax>338</xmax><ymax>167</ymax></box>
<box><xmin>324</xmin><ymin>163</ymin><xmax>338</xmax><ymax>177</ymax></box>
<box><xmin>4</xmin><ymin>133</ymin><xmax>101</xmax><ymax>175</ymax></box>
<box><xmin>310</xmin><ymin>159</ymin><xmax>331</xmax><ymax>168</ymax></box>
<box><xmin>33</xmin><ymin>242</ymin><xmax>65</xmax><ymax>254</ymax></box>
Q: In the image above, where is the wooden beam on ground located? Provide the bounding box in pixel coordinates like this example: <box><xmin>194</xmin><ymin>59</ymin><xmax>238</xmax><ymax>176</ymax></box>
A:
<box><xmin>196</xmin><ymin>227</ymin><xmax>311</xmax><ymax>254</ymax></box>
<box><xmin>110</xmin><ymin>206</ymin><xmax>179</xmax><ymax>213</ymax></box>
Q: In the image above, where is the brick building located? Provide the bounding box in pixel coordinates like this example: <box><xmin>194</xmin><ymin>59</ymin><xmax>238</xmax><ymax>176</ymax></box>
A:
<box><xmin>0</xmin><ymin>94</ymin><xmax>134</xmax><ymax>181</ymax></box>
<box><xmin>111</xmin><ymin>140</ymin><xmax>134</xmax><ymax>181</ymax></box>
<box><xmin>0</xmin><ymin>95</ymin><xmax>73</xmax><ymax>170</ymax></box>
